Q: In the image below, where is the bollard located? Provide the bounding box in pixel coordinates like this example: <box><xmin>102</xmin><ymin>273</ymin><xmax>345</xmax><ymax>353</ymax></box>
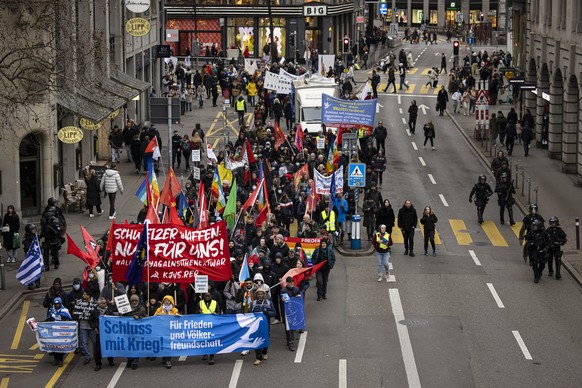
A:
<box><xmin>576</xmin><ymin>217</ymin><xmax>580</xmax><ymax>250</ymax></box>
<box><xmin>350</xmin><ymin>214</ymin><xmax>362</xmax><ymax>250</ymax></box>
<box><xmin>521</xmin><ymin>171</ymin><xmax>525</xmax><ymax>196</ymax></box>
<box><xmin>514</xmin><ymin>163</ymin><xmax>519</xmax><ymax>187</ymax></box>
<box><xmin>534</xmin><ymin>186</ymin><xmax>538</xmax><ymax>205</ymax></box>
<box><xmin>0</xmin><ymin>256</ymin><xmax>5</xmax><ymax>290</ymax></box>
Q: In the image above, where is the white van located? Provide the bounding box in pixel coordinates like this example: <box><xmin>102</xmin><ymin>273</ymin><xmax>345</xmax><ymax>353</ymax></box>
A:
<box><xmin>293</xmin><ymin>76</ymin><xmax>340</xmax><ymax>134</ymax></box>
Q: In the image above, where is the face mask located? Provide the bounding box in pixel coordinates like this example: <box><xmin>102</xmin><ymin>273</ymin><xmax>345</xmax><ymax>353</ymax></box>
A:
<box><xmin>95</xmin><ymin>266</ymin><xmax>101</xmax><ymax>272</ymax></box>
<box><xmin>162</xmin><ymin>304</ymin><xmax>172</xmax><ymax>312</ymax></box>
<box><xmin>88</xmin><ymin>273</ymin><xmax>95</xmax><ymax>279</ymax></box>
<box><xmin>73</xmin><ymin>284</ymin><xmax>80</xmax><ymax>291</ymax></box>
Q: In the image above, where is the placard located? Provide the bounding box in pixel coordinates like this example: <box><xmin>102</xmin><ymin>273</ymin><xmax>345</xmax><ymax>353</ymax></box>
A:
<box><xmin>193</xmin><ymin>166</ymin><xmax>201</xmax><ymax>180</ymax></box>
<box><xmin>192</xmin><ymin>149</ymin><xmax>201</xmax><ymax>162</ymax></box>
<box><xmin>317</xmin><ymin>137</ymin><xmax>325</xmax><ymax>149</ymax></box>
<box><xmin>194</xmin><ymin>275</ymin><xmax>209</xmax><ymax>293</ymax></box>
<box><xmin>114</xmin><ymin>294</ymin><xmax>132</xmax><ymax>314</ymax></box>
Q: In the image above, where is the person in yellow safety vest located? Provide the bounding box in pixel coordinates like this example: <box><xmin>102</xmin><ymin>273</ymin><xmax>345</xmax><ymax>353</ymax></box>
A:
<box><xmin>358</xmin><ymin>126</ymin><xmax>369</xmax><ymax>150</ymax></box>
<box><xmin>373</xmin><ymin>224</ymin><xmax>392</xmax><ymax>282</ymax></box>
<box><xmin>154</xmin><ymin>295</ymin><xmax>180</xmax><ymax>369</ymax></box>
<box><xmin>197</xmin><ymin>292</ymin><xmax>222</xmax><ymax>365</ymax></box>
<box><xmin>321</xmin><ymin>207</ymin><xmax>337</xmax><ymax>245</ymax></box>
<box><xmin>235</xmin><ymin>95</ymin><xmax>247</xmax><ymax>127</ymax></box>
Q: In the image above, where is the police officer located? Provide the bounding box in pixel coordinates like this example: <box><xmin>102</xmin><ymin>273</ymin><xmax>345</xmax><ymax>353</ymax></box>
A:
<box><xmin>546</xmin><ymin>217</ymin><xmax>567</xmax><ymax>279</ymax></box>
<box><xmin>518</xmin><ymin>204</ymin><xmax>545</xmax><ymax>263</ymax></box>
<box><xmin>494</xmin><ymin>172</ymin><xmax>516</xmax><ymax>225</ymax></box>
<box><xmin>469</xmin><ymin>175</ymin><xmax>493</xmax><ymax>224</ymax></box>
<box><xmin>526</xmin><ymin>219</ymin><xmax>550</xmax><ymax>283</ymax></box>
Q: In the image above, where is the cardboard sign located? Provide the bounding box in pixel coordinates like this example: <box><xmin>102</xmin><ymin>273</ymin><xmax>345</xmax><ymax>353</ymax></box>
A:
<box><xmin>193</xmin><ymin>166</ymin><xmax>201</xmax><ymax>180</ymax></box>
<box><xmin>317</xmin><ymin>137</ymin><xmax>325</xmax><ymax>149</ymax></box>
<box><xmin>192</xmin><ymin>149</ymin><xmax>201</xmax><ymax>162</ymax></box>
<box><xmin>114</xmin><ymin>294</ymin><xmax>132</xmax><ymax>314</ymax></box>
<box><xmin>194</xmin><ymin>275</ymin><xmax>209</xmax><ymax>293</ymax></box>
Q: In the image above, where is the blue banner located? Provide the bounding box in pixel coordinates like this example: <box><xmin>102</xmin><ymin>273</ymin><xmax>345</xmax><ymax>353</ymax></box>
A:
<box><xmin>284</xmin><ymin>296</ymin><xmax>306</xmax><ymax>331</ymax></box>
<box><xmin>321</xmin><ymin>94</ymin><xmax>377</xmax><ymax>127</ymax></box>
<box><xmin>99</xmin><ymin>314</ymin><xmax>269</xmax><ymax>357</ymax></box>
<box><xmin>36</xmin><ymin>321</ymin><xmax>78</xmax><ymax>353</ymax></box>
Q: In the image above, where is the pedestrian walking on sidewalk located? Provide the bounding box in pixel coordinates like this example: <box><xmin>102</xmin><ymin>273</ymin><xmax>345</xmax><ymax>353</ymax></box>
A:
<box><xmin>100</xmin><ymin>164</ymin><xmax>124</xmax><ymax>220</ymax></box>
<box><xmin>408</xmin><ymin>100</ymin><xmax>418</xmax><ymax>133</ymax></box>
<box><xmin>521</xmin><ymin>122</ymin><xmax>533</xmax><ymax>157</ymax></box>
<box><xmin>2</xmin><ymin>204</ymin><xmax>20</xmax><ymax>262</ymax></box>
<box><xmin>382</xmin><ymin>67</ymin><xmax>397</xmax><ymax>93</ymax></box>
<box><xmin>420</xmin><ymin>206</ymin><xmax>438</xmax><ymax>256</ymax></box>
<box><xmin>84</xmin><ymin>169</ymin><xmax>103</xmax><ymax>217</ymax></box>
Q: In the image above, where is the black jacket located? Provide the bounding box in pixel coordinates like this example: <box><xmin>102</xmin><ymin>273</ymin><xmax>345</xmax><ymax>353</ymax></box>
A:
<box><xmin>398</xmin><ymin>206</ymin><xmax>418</xmax><ymax>230</ymax></box>
<box><xmin>420</xmin><ymin>213</ymin><xmax>438</xmax><ymax>232</ymax></box>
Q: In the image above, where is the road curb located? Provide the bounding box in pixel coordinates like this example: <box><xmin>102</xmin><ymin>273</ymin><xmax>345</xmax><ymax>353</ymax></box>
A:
<box><xmin>336</xmin><ymin>244</ymin><xmax>374</xmax><ymax>257</ymax></box>
<box><xmin>0</xmin><ymin>287</ymin><xmax>50</xmax><ymax>320</ymax></box>
<box><xmin>448</xmin><ymin>111</ymin><xmax>582</xmax><ymax>288</ymax></box>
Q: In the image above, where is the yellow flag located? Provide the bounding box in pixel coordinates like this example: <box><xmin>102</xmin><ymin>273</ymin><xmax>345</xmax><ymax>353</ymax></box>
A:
<box><xmin>218</xmin><ymin>163</ymin><xmax>233</xmax><ymax>185</ymax></box>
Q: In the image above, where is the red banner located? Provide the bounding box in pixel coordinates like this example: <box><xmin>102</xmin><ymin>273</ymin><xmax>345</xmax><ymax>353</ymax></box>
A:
<box><xmin>110</xmin><ymin>221</ymin><xmax>232</xmax><ymax>283</ymax></box>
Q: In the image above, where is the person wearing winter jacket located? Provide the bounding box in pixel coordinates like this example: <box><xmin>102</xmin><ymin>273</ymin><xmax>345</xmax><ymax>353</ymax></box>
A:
<box><xmin>311</xmin><ymin>239</ymin><xmax>336</xmax><ymax>301</ymax></box>
<box><xmin>99</xmin><ymin>164</ymin><xmax>124</xmax><ymax>220</ymax></box>
<box><xmin>250</xmin><ymin>289</ymin><xmax>276</xmax><ymax>365</ymax></box>
<box><xmin>420</xmin><ymin>206</ymin><xmax>438</xmax><ymax>256</ymax></box>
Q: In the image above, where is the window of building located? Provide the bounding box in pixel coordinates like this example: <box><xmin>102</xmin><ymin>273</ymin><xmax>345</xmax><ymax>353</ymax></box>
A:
<box><xmin>577</xmin><ymin>0</ymin><xmax>582</xmax><ymax>33</ymax></box>
<box><xmin>227</xmin><ymin>18</ymin><xmax>255</xmax><ymax>56</ymax></box>
<box><xmin>259</xmin><ymin>18</ymin><xmax>285</xmax><ymax>58</ymax></box>
<box><xmin>532</xmin><ymin>0</ymin><xmax>539</xmax><ymax>23</ymax></box>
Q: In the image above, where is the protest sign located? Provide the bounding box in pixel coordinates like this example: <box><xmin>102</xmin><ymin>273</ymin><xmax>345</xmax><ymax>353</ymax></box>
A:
<box><xmin>99</xmin><ymin>314</ymin><xmax>269</xmax><ymax>357</ymax></box>
<box><xmin>283</xmin><ymin>296</ymin><xmax>305</xmax><ymax>331</ymax></box>
<box><xmin>35</xmin><ymin>321</ymin><xmax>78</xmax><ymax>353</ymax></box>
<box><xmin>314</xmin><ymin>166</ymin><xmax>343</xmax><ymax>195</ymax></box>
<box><xmin>322</xmin><ymin>94</ymin><xmax>377</xmax><ymax>127</ymax></box>
<box><xmin>114</xmin><ymin>294</ymin><xmax>132</xmax><ymax>314</ymax></box>
<box><xmin>194</xmin><ymin>275</ymin><xmax>209</xmax><ymax>293</ymax></box>
<box><xmin>110</xmin><ymin>221</ymin><xmax>232</xmax><ymax>283</ymax></box>
<box><xmin>264</xmin><ymin>71</ymin><xmax>292</xmax><ymax>94</ymax></box>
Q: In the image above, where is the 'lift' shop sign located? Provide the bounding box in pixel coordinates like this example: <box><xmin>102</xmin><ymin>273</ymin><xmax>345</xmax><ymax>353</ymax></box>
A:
<box><xmin>304</xmin><ymin>5</ymin><xmax>327</xmax><ymax>16</ymax></box>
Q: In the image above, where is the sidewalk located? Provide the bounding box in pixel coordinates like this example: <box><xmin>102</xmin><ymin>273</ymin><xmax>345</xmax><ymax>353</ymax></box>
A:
<box><xmin>448</xmin><ymin>106</ymin><xmax>582</xmax><ymax>285</ymax></box>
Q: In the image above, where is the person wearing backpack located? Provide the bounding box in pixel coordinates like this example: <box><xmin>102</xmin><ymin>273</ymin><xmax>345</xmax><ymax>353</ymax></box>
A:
<box><xmin>368</xmin><ymin>70</ymin><xmax>381</xmax><ymax>98</ymax></box>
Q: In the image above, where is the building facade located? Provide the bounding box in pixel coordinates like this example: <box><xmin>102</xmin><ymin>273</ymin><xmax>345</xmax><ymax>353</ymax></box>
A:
<box><xmin>0</xmin><ymin>0</ymin><xmax>154</xmax><ymax>217</ymax></box>
<box><xmin>511</xmin><ymin>0</ymin><xmax>582</xmax><ymax>183</ymax></box>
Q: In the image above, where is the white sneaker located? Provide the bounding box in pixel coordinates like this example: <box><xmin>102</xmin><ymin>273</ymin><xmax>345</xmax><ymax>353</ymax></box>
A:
<box><xmin>241</xmin><ymin>350</ymin><xmax>250</xmax><ymax>356</ymax></box>
<box><xmin>386</xmin><ymin>272</ymin><xmax>391</xmax><ymax>282</ymax></box>
<box><xmin>432</xmin><ymin>147</ymin><xmax>435</xmax><ymax>150</ymax></box>
<box><xmin>423</xmin><ymin>145</ymin><xmax>426</xmax><ymax>149</ymax></box>
<box><xmin>377</xmin><ymin>275</ymin><xmax>383</xmax><ymax>282</ymax></box>
<box><xmin>271</xmin><ymin>319</ymin><xmax>281</xmax><ymax>325</ymax></box>
<box><xmin>89</xmin><ymin>214</ymin><xmax>95</xmax><ymax>218</ymax></box>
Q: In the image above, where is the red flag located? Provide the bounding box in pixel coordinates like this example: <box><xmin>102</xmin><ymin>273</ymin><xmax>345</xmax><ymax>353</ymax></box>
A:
<box><xmin>105</xmin><ymin>219</ymin><xmax>115</xmax><ymax>253</ymax></box>
<box><xmin>274</xmin><ymin>121</ymin><xmax>286</xmax><ymax>150</ymax></box>
<box><xmin>255</xmin><ymin>206</ymin><xmax>269</xmax><ymax>226</ymax></box>
<box><xmin>293</xmin><ymin>163</ymin><xmax>309</xmax><ymax>191</ymax></box>
<box><xmin>305</xmin><ymin>178</ymin><xmax>319</xmax><ymax>214</ymax></box>
<box><xmin>198</xmin><ymin>182</ymin><xmax>208</xmax><ymax>229</ymax></box>
<box><xmin>145</xmin><ymin>172</ymin><xmax>160</xmax><ymax>224</ymax></box>
<box><xmin>245</xmin><ymin>139</ymin><xmax>256</xmax><ymax>164</ymax></box>
<box><xmin>145</xmin><ymin>136</ymin><xmax>161</xmax><ymax>160</ymax></box>
<box><xmin>80</xmin><ymin>225</ymin><xmax>100</xmax><ymax>268</ymax></box>
<box><xmin>162</xmin><ymin>180</ymin><xmax>183</xmax><ymax>225</ymax></box>
<box><xmin>241</xmin><ymin>179</ymin><xmax>264</xmax><ymax>214</ymax></box>
<box><xmin>295</xmin><ymin>126</ymin><xmax>304</xmax><ymax>152</ymax></box>
<box><xmin>160</xmin><ymin>167</ymin><xmax>182</xmax><ymax>207</ymax></box>
<box><xmin>66</xmin><ymin>233</ymin><xmax>92</xmax><ymax>265</ymax></box>
<box><xmin>281</xmin><ymin>260</ymin><xmax>327</xmax><ymax>288</ymax></box>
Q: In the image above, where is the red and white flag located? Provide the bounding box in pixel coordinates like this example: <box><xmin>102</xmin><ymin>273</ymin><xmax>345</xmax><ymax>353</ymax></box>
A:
<box><xmin>145</xmin><ymin>136</ymin><xmax>161</xmax><ymax>160</ymax></box>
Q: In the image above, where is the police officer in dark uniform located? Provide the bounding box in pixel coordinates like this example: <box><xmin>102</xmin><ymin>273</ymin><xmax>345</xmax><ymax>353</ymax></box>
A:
<box><xmin>546</xmin><ymin>217</ymin><xmax>567</xmax><ymax>279</ymax></box>
<box><xmin>469</xmin><ymin>175</ymin><xmax>493</xmax><ymax>224</ymax></box>
<box><xmin>494</xmin><ymin>172</ymin><xmax>516</xmax><ymax>225</ymax></box>
<box><xmin>518</xmin><ymin>204</ymin><xmax>545</xmax><ymax>263</ymax></box>
<box><xmin>526</xmin><ymin>219</ymin><xmax>550</xmax><ymax>283</ymax></box>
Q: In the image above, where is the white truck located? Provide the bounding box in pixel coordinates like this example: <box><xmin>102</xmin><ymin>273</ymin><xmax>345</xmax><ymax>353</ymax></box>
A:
<box><xmin>293</xmin><ymin>76</ymin><xmax>340</xmax><ymax>134</ymax></box>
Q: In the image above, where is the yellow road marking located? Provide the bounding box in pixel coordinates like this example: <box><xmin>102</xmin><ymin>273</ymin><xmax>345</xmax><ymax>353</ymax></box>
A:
<box><xmin>419</xmin><ymin>222</ymin><xmax>442</xmax><ymax>244</ymax></box>
<box><xmin>481</xmin><ymin>221</ymin><xmax>509</xmax><ymax>247</ymax></box>
<box><xmin>421</xmin><ymin>68</ymin><xmax>432</xmax><ymax>75</ymax></box>
<box><xmin>391</xmin><ymin>225</ymin><xmax>404</xmax><ymax>244</ymax></box>
<box><xmin>408</xmin><ymin>68</ymin><xmax>418</xmax><ymax>75</ymax></box>
<box><xmin>11</xmin><ymin>300</ymin><xmax>30</xmax><ymax>350</ymax></box>
<box><xmin>246</xmin><ymin>112</ymin><xmax>253</xmax><ymax>126</ymax></box>
<box><xmin>419</xmin><ymin>84</ymin><xmax>433</xmax><ymax>94</ymax></box>
<box><xmin>405</xmin><ymin>84</ymin><xmax>416</xmax><ymax>93</ymax></box>
<box><xmin>0</xmin><ymin>365</ymin><xmax>34</xmax><ymax>373</ymax></box>
<box><xmin>1</xmin><ymin>377</ymin><xmax>9</xmax><ymax>388</ymax></box>
<box><xmin>29</xmin><ymin>343</ymin><xmax>39</xmax><ymax>351</ymax></box>
<box><xmin>449</xmin><ymin>219</ymin><xmax>473</xmax><ymax>245</ymax></box>
<box><xmin>45</xmin><ymin>352</ymin><xmax>74</xmax><ymax>388</ymax></box>
<box><xmin>433</xmin><ymin>87</ymin><xmax>440</xmax><ymax>95</ymax></box>
<box><xmin>511</xmin><ymin>222</ymin><xmax>523</xmax><ymax>238</ymax></box>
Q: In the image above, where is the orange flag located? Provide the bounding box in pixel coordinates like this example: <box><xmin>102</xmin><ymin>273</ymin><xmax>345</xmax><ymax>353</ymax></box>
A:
<box><xmin>160</xmin><ymin>167</ymin><xmax>182</xmax><ymax>207</ymax></box>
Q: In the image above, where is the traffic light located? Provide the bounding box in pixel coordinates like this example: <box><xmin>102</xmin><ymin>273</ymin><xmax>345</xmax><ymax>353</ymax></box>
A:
<box><xmin>453</xmin><ymin>40</ymin><xmax>459</xmax><ymax>56</ymax></box>
<box><xmin>343</xmin><ymin>37</ymin><xmax>350</xmax><ymax>53</ymax></box>
<box><xmin>480</xmin><ymin>12</ymin><xmax>484</xmax><ymax>22</ymax></box>
<box><xmin>289</xmin><ymin>33</ymin><xmax>295</xmax><ymax>47</ymax></box>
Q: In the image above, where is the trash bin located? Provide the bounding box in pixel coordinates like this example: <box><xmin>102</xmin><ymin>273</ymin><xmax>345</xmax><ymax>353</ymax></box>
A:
<box><xmin>350</xmin><ymin>214</ymin><xmax>362</xmax><ymax>250</ymax></box>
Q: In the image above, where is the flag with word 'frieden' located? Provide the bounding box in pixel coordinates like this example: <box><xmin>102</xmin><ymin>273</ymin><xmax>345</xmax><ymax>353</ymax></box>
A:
<box><xmin>16</xmin><ymin>235</ymin><xmax>44</xmax><ymax>285</ymax></box>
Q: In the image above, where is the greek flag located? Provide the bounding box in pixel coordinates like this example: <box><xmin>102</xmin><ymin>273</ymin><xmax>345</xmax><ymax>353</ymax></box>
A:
<box><xmin>16</xmin><ymin>235</ymin><xmax>44</xmax><ymax>286</ymax></box>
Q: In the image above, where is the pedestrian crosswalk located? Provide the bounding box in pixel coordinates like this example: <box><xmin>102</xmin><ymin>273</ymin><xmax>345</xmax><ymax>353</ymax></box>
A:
<box><xmin>375</xmin><ymin>82</ymin><xmax>440</xmax><ymax>95</ymax></box>
<box><xmin>390</xmin><ymin>219</ymin><xmax>524</xmax><ymax>248</ymax></box>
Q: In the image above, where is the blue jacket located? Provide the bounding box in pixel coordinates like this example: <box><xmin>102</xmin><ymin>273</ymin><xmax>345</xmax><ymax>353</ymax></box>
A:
<box><xmin>335</xmin><ymin>198</ymin><xmax>349</xmax><ymax>222</ymax></box>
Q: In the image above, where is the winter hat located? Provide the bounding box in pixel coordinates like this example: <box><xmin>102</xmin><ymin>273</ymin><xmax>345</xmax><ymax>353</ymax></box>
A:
<box><xmin>53</xmin><ymin>278</ymin><xmax>62</xmax><ymax>286</ymax></box>
<box><xmin>130</xmin><ymin>295</ymin><xmax>140</xmax><ymax>303</ymax></box>
<box><xmin>276</xmin><ymin>234</ymin><xmax>284</xmax><ymax>241</ymax></box>
<box><xmin>53</xmin><ymin>297</ymin><xmax>63</xmax><ymax>304</ymax></box>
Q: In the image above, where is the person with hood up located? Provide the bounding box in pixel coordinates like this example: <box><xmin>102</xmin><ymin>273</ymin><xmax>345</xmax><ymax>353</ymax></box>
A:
<box><xmin>43</xmin><ymin>277</ymin><xmax>68</xmax><ymax>314</ymax></box>
<box><xmin>270</xmin><ymin>254</ymin><xmax>289</xmax><ymax>324</ymax></box>
<box><xmin>40</xmin><ymin>197</ymin><xmax>66</xmax><ymax>270</ymax></box>
<box><xmin>224</xmin><ymin>276</ymin><xmax>242</xmax><ymax>314</ymax></box>
<box><xmin>155</xmin><ymin>295</ymin><xmax>179</xmax><ymax>368</ymax></box>
<box><xmin>124</xmin><ymin>295</ymin><xmax>147</xmax><ymax>369</ymax></box>
<box><xmin>311</xmin><ymin>239</ymin><xmax>336</xmax><ymax>301</ymax></box>
<box><xmin>46</xmin><ymin>297</ymin><xmax>72</xmax><ymax>367</ymax></box>
<box><xmin>250</xmin><ymin>289</ymin><xmax>276</xmax><ymax>365</ymax></box>
<box><xmin>100</xmin><ymin>164</ymin><xmax>124</xmax><ymax>220</ymax></box>
<box><xmin>253</xmin><ymin>273</ymin><xmax>272</xmax><ymax>300</ymax></box>
<box><xmin>67</xmin><ymin>278</ymin><xmax>84</xmax><ymax>310</ymax></box>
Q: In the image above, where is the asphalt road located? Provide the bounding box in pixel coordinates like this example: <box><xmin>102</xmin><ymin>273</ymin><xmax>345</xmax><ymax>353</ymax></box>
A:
<box><xmin>2</xmin><ymin>41</ymin><xmax>582</xmax><ymax>388</ymax></box>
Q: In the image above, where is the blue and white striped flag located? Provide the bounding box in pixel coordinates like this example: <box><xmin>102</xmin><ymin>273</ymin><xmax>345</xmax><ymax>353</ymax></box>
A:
<box><xmin>16</xmin><ymin>235</ymin><xmax>44</xmax><ymax>285</ymax></box>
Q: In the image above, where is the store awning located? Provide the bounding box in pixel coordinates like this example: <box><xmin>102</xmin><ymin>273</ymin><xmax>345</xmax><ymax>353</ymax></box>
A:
<box><xmin>110</xmin><ymin>68</ymin><xmax>150</xmax><ymax>93</ymax></box>
<box><xmin>57</xmin><ymin>70</ymin><xmax>149</xmax><ymax>122</ymax></box>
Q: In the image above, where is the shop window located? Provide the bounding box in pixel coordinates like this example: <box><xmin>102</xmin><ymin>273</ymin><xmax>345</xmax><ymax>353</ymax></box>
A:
<box><xmin>227</xmin><ymin>18</ymin><xmax>255</xmax><ymax>56</ymax></box>
<box><xmin>411</xmin><ymin>9</ymin><xmax>423</xmax><ymax>24</ymax></box>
